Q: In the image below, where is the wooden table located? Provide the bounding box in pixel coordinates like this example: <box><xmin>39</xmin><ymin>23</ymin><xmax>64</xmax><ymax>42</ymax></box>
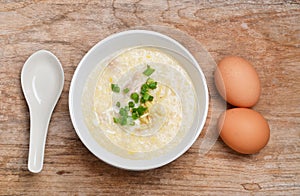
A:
<box><xmin>1</xmin><ymin>0</ymin><xmax>299</xmax><ymax>195</ymax></box>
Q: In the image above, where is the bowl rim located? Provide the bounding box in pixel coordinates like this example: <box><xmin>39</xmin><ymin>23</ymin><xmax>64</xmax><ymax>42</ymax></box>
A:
<box><xmin>69</xmin><ymin>29</ymin><xmax>209</xmax><ymax>170</ymax></box>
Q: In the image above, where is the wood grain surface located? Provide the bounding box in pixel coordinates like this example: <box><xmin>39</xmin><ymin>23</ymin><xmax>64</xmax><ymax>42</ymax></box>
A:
<box><xmin>1</xmin><ymin>0</ymin><xmax>299</xmax><ymax>195</ymax></box>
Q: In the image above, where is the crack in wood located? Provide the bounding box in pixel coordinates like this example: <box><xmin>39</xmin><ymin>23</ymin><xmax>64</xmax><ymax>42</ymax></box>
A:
<box><xmin>112</xmin><ymin>0</ymin><xmax>130</xmax><ymax>28</ymax></box>
<box><xmin>56</xmin><ymin>170</ymin><xmax>72</xmax><ymax>175</ymax></box>
<box><xmin>241</xmin><ymin>183</ymin><xmax>262</xmax><ymax>191</ymax></box>
<box><xmin>134</xmin><ymin>0</ymin><xmax>146</xmax><ymax>25</ymax></box>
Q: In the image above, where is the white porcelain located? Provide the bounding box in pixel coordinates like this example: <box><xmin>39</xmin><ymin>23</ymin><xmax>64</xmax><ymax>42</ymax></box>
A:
<box><xmin>69</xmin><ymin>30</ymin><xmax>209</xmax><ymax>170</ymax></box>
<box><xmin>21</xmin><ymin>50</ymin><xmax>64</xmax><ymax>173</ymax></box>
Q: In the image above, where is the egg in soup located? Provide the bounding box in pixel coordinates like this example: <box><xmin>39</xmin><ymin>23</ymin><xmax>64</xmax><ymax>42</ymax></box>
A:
<box><xmin>82</xmin><ymin>47</ymin><xmax>197</xmax><ymax>159</ymax></box>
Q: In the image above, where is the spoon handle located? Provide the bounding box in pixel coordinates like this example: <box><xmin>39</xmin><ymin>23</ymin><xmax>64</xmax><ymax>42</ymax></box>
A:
<box><xmin>28</xmin><ymin>109</ymin><xmax>51</xmax><ymax>173</ymax></box>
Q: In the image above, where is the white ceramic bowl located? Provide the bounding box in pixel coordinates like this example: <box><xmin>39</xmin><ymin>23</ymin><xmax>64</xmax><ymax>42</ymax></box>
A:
<box><xmin>69</xmin><ymin>30</ymin><xmax>209</xmax><ymax>170</ymax></box>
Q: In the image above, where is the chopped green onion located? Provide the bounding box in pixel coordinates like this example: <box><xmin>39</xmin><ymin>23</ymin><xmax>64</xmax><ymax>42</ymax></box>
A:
<box><xmin>113</xmin><ymin>117</ymin><xmax>119</xmax><ymax>123</ymax></box>
<box><xmin>119</xmin><ymin>108</ymin><xmax>127</xmax><ymax>117</ymax></box>
<box><xmin>148</xmin><ymin>95</ymin><xmax>154</xmax><ymax>102</ymax></box>
<box><xmin>141</xmin><ymin>84</ymin><xmax>148</xmax><ymax>93</ymax></box>
<box><xmin>113</xmin><ymin>69</ymin><xmax>158</xmax><ymax>125</ymax></box>
<box><xmin>123</xmin><ymin>88</ymin><xmax>129</xmax><ymax>94</ymax></box>
<box><xmin>140</xmin><ymin>97</ymin><xmax>146</xmax><ymax>103</ymax></box>
<box><xmin>142</xmin><ymin>92</ymin><xmax>150</xmax><ymax>101</ymax></box>
<box><xmin>111</xmin><ymin>84</ymin><xmax>120</xmax><ymax>93</ymax></box>
<box><xmin>120</xmin><ymin>116</ymin><xmax>127</xmax><ymax>125</ymax></box>
<box><xmin>146</xmin><ymin>78</ymin><xmax>155</xmax><ymax>84</ymax></box>
<box><xmin>148</xmin><ymin>82</ymin><xmax>157</xmax><ymax>89</ymax></box>
<box><xmin>146</xmin><ymin>78</ymin><xmax>157</xmax><ymax>89</ymax></box>
<box><xmin>143</xmin><ymin>65</ymin><xmax>155</xmax><ymax>76</ymax></box>
<box><xmin>128</xmin><ymin>101</ymin><xmax>135</xmax><ymax>108</ymax></box>
<box><xmin>137</xmin><ymin>106</ymin><xmax>147</xmax><ymax>116</ymax></box>
<box><xmin>130</xmin><ymin>92</ymin><xmax>139</xmax><ymax>103</ymax></box>
<box><xmin>132</xmin><ymin>112</ymin><xmax>139</xmax><ymax>120</ymax></box>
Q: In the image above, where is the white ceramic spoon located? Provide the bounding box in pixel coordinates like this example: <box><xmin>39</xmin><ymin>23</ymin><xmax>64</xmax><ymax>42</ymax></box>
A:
<box><xmin>21</xmin><ymin>50</ymin><xmax>64</xmax><ymax>173</ymax></box>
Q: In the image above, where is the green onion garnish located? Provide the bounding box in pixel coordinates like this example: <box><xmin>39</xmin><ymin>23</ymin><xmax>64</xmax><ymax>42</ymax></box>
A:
<box><xmin>148</xmin><ymin>95</ymin><xmax>154</xmax><ymax>102</ymax></box>
<box><xmin>146</xmin><ymin>78</ymin><xmax>155</xmax><ymax>84</ymax></box>
<box><xmin>143</xmin><ymin>65</ymin><xmax>155</xmax><ymax>76</ymax></box>
<box><xmin>123</xmin><ymin>88</ymin><xmax>129</xmax><ymax>94</ymax></box>
<box><xmin>137</xmin><ymin>106</ymin><xmax>147</xmax><ymax>116</ymax></box>
<box><xmin>111</xmin><ymin>84</ymin><xmax>120</xmax><ymax>93</ymax></box>
<box><xmin>148</xmin><ymin>83</ymin><xmax>157</xmax><ymax>89</ymax></box>
<box><xmin>142</xmin><ymin>92</ymin><xmax>150</xmax><ymax>101</ymax></box>
<box><xmin>132</xmin><ymin>108</ymin><xmax>137</xmax><ymax>113</ymax></box>
<box><xmin>128</xmin><ymin>101</ymin><xmax>135</xmax><ymax>108</ymax></box>
<box><xmin>130</xmin><ymin>92</ymin><xmax>139</xmax><ymax>103</ymax></box>
<box><xmin>119</xmin><ymin>108</ymin><xmax>127</xmax><ymax>117</ymax></box>
<box><xmin>113</xmin><ymin>117</ymin><xmax>119</xmax><ymax>123</ymax></box>
<box><xmin>112</xmin><ymin>67</ymin><xmax>158</xmax><ymax>126</ymax></box>
<box><xmin>120</xmin><ymin>116</ymin><xmax>127</xmax><ymax>125</ymax></box>
<box><xmin>132</xmin><ymin>113</ymin><xmax>139</xmax><ymax>120</ymax></box>
<box><xmin>146</xmin><ymin>78</ymin><xmax>157</xmax><ymax>89</ymax></box>
<box><xmin>141</xmin><ymin>84</ymin><xmax>148</xmax><ymax>92</ymax></box>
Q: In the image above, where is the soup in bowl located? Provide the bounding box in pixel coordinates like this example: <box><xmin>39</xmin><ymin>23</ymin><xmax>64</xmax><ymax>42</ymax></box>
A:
<box><xmin>69</xmin><ymin>30</ymin><xmax>209</xmax><ymax>170</ymax></box>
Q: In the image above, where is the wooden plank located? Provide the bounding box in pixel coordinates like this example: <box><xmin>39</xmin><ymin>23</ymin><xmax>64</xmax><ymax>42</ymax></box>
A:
<box><xmin>0</xmin><ymin>0</ymin><xmax>299</xmax><ymax>195</ymax></box>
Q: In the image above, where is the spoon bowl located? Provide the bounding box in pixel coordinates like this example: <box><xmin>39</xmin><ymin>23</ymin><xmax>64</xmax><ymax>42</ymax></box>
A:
<box><xmin>21</xmin><ymin>50</ymin><xmax>64</xmax><ymax>173</ymax></box>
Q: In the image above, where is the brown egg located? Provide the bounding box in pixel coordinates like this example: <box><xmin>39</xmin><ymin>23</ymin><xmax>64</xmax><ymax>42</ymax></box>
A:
<box><xmin>218</xmin><ymin>108</ymin><xmax>270</xmax><ymax>154</ymax></box>
<box><xmin>215</xmin><ymin>56</ymin><xmax>261</xmax><ymax>107</ymax></box>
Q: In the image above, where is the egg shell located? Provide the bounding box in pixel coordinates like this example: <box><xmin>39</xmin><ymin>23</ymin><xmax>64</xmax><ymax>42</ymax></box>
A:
<box><xmin>218</xmin><ymin>108</ymin><xmax>270</xmax><ymax>154</ymax></box>
<box><xmin>214</xmin><ymin>56</ymin><xmax>261</xmax><ymax>107</ymax></box>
